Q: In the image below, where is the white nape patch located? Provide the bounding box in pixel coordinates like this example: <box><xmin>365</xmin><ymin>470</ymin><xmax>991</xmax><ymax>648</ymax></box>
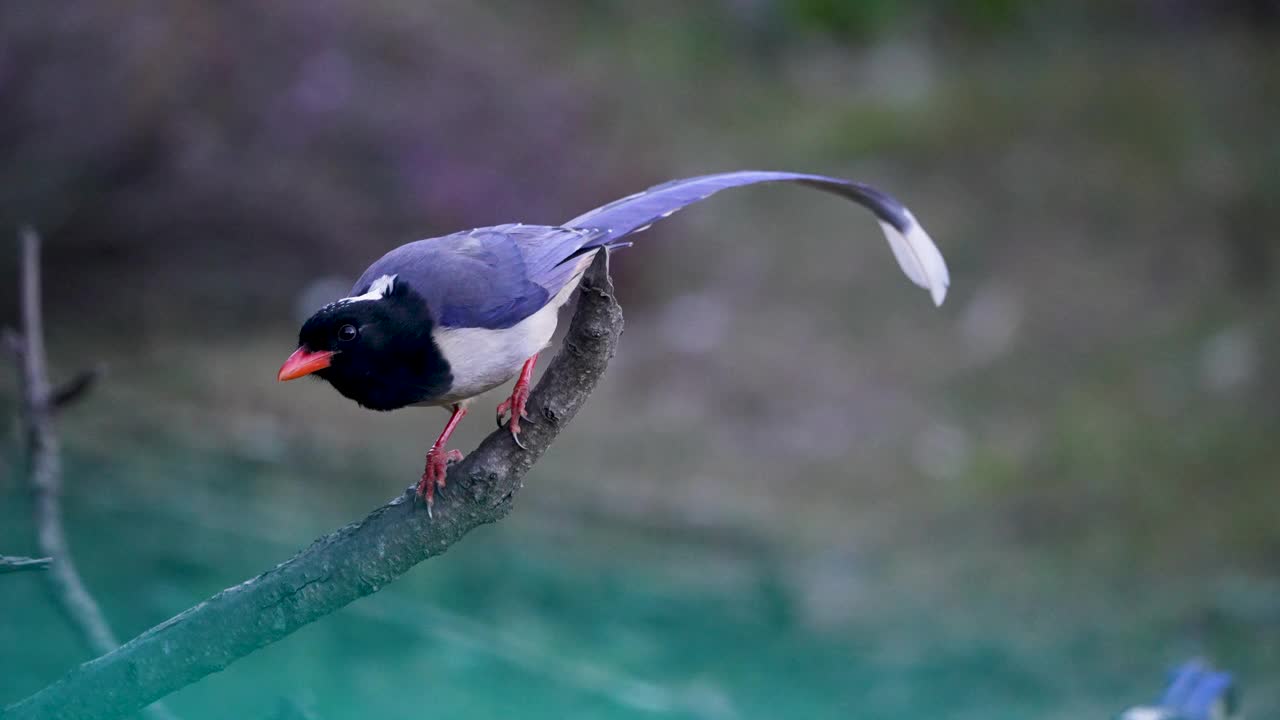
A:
<box><xmin>332</xmin><ymin>274</ymin><xmax>397</xmax><ymax>306</ymax></box>
<box><xmin>878</xmin><ymin>210</ymin><xmax>950</xmax><ymax>306</ymax></box>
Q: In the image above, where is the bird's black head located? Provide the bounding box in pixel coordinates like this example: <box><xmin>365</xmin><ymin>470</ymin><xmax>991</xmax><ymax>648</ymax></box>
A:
<box><xmin>278</xmin><ymin>275</ymin><xmax>451</xmax><ymax>411</ymax></box>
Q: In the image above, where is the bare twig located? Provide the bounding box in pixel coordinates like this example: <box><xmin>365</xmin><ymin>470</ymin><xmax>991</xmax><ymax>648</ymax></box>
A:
<box><xmin>7</xmin><ymin>227</ymin><xmax>180</xmax><ymax>720</ymax></box>
<box><xmin>51</xmin><ymin>365</ymin><xmax>106</xmax><ymax>411</ymax></box>
<box><xmin>0</xmin><ymin>555</ymin><xmax>53</xmax><ymax>574</ymax></box>
<box><xmin>1</xmin><ymin>328</ymin><xmax>23</xmax><ymax>356</ymax></box>
<box><xmin>14</xmin><ymin>227</ymin><xmax>117</xmax><ymax>650</ymax></box>
<box><xmin>3</xmin><ymin>250</ymin><xmax>625</xmax><ymax>720</ymax></box>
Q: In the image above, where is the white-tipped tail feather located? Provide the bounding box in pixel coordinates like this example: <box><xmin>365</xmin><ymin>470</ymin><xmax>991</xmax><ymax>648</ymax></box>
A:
<box><xmin>563</xmin><ymin>171</ymin><xmax>951</xmax><ymax>307</ymax></box>
<box><xmin>878</xmin><ymin>210</ymin><xmax>950</xmax><ymax>306</ymax></box>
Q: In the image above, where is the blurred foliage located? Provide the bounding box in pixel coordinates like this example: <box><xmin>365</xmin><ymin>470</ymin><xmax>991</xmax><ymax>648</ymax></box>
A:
<box><xmin>780</xmin><ymin>0</ymin><xmax>1280</xmax><ymax>39</ymax></box>
<box><xmin>2</xmin><ymin>1</ymin><xmax>1279</xmax><ymax>718</ymax></box>
<box><xmin>784</xmin><ymin>0</ymin><xmax>906</xmax><ymax>40</ymax></box>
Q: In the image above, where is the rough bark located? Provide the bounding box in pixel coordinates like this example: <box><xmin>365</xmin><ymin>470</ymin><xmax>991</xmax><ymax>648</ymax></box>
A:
<box><xmin>2</xmin><ymin>249</ymin><xmax>624</xmax><ymax>720</ymax></box>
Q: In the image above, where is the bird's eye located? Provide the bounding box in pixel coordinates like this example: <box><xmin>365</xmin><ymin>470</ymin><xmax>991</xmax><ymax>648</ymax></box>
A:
<box><xmin>337</xmin><ymin>324</ymin><xmax>358</xmax><ymax>342</ymax></box>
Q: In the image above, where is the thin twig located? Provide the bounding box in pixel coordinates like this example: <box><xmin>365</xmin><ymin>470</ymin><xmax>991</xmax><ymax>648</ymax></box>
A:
<box><xmin>0</xmin><ymin>555</ymin><xmax>53</xmax><ymax>574</ymax></box>
<box><xmin>51</xmin><ymin>364</ymin><xmax>106</xmax><ymax>411</ymax></box>
<box><xmin>15</xmin><ymin>226</ymin><xmax>117</xmax><ymax>650</ymax></box>
<box><xmin>8</xmin><ymin>227</ymin><xmax>180</xmax><ymax>720</ymax></box>
<box><xmin>3</xmin><ymin>250</ymin><xmax>624</xmax><ymax>720</ymax></box>
<box><xmin>1</xmin><ymin>328</ymin><xmax>23</xmax><ymax>356</ymax></box>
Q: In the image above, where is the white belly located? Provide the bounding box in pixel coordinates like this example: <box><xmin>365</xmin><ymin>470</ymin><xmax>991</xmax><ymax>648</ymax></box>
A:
<box><xmin>425</xmin><ymin>256</ymin><xmax>591</xmax><ymax>406</ymax></box>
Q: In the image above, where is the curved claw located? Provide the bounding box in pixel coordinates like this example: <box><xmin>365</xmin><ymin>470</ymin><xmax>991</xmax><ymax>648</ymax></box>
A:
<box><xmin>418</xmin><ymin>447</ymin><xmax>465</xmax><ymax>518</ymax></box>
<box><xmin>496</xmin><ymin>384</ymin><xmax>533</xmax><ymax>449</ymax></box>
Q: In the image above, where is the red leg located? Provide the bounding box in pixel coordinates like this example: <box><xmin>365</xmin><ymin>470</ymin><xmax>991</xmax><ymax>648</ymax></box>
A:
<box><xmin>417</xmin><ymin>403</ymin><xmax>467</xmax><ymax>515</ymax></box>
<box><xmin>496</xmin><ymin>353</ymin><xmax>538</xmax><ymax>445</ymax></box>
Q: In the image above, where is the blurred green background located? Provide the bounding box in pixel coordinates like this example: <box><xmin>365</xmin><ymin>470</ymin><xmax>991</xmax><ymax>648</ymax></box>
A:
<box><xmin>2</xmin><ymin>1</ymin><xmax>1278</xmax><ymax>718</ymax></box>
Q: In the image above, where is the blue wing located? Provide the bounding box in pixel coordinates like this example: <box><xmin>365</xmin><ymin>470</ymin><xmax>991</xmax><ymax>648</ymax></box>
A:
<box><xmin>351</xmin><ymin>224</ymin><xmax>602</xmax><ymax>330</ymax></box>
<box><xmin>352</xmin><ymin>170</ymin><xmax>948</xmax><ymax>330</ymax></box>
<box><xmin>1157</xmin><ymin>661</ymin><xmax>1237</xmax><ymax>720</ymax></box>
<box><xmin>1120</xmin><ymin>660</ymin><xmax>1239</xmax><ymax>720</ymax></box>
<box><xmin>564</xmin><ymin>170</ymin><xmax>949</xmax><ymax>306</ymax></box>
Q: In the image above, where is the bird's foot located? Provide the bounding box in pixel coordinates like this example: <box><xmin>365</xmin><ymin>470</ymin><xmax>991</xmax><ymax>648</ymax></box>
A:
<box><xmin>417</xmin><ymin>447</ymin><xmax>464</xmax><ymax>517</ymax></box>
<box><xmin>495</xmin><ymin>382</ymin><xmax>532</xmax><ymax>448</ymax></box>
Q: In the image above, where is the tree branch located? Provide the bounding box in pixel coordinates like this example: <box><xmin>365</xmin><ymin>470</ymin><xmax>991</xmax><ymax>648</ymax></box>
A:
<box><xmin>0</xmin><ymin>555</ymin><xmax>53</xmax><ymax>574</ymax></box>
<box><xmin>12</xmin><ymin>227</ymin><xmax>120</xmax><ymax>652</ymax></box>
<box><xmin>2</xmin><ymin>249</ymin><xmax>624</xmax><ymax>720</ymax></box>
<box><xmin>50</xmin><ymin>365</ymin><xmax>106</xmax><ymax>412</ymax></box>
<box><xmin>6</xmin><ymin>228</ymin><xmax>179</xmax><ymax>720</ymax></box>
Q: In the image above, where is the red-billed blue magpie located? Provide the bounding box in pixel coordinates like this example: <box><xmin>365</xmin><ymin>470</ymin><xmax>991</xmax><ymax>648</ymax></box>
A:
<box><xmin>1118</xmin><ymin>660</ymin><xmax>1239</xmax><ymax>720</ymax></box>
<box><xmin>278</xmin><ymin>171</ymin><xmax>950</xmax><ymax>511</ymax></box>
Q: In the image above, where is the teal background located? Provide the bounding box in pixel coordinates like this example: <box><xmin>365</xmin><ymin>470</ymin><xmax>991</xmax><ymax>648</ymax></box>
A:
<box><xmin>2</xmin><ymin>2</ymin><xmax>1278</xmax><ymax>718</ymax></box>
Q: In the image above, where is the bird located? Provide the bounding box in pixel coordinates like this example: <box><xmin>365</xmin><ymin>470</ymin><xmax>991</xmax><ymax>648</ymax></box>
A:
<box><xmin>1118</xmin><ymin>660</ymin><xmax>1239</xmax><ymax>720</ymax></box>
<box><xmin>277</xmin><ymin>171</ymin><xmax>950</xmax><ymax>514</ymax></box>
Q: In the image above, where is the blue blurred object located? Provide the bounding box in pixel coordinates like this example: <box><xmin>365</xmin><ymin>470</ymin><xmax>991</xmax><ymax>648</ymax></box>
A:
<box><xmin>1118</xmin><ymin>660</ymin><xmax>1240</xmax><ymax>720</ymax></box>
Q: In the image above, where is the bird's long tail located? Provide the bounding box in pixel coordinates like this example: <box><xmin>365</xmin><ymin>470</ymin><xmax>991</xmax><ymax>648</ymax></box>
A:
<box><xmin>562</xmin><ymin>170</ymin><xmax>950</xmax><ymax>306</ymax></box>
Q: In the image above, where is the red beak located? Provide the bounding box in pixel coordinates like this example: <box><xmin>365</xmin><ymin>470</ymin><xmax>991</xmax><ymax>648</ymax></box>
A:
<box><xmin>277</xmin><ymin>347</ymin><xmax>336</xmax><ymax>381</ymax></box>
